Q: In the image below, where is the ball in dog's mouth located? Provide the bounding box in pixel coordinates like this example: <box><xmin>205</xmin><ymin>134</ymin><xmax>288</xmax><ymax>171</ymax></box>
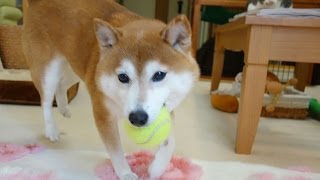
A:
<box><xmin>124</xmin><ymin>106</ymin><xmax>171</xmax><ymax>148</ymax></box>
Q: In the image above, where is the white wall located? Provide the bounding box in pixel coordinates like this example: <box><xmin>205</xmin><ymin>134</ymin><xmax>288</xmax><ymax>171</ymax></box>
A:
<box><xmin>168</xmin><ymin>0</ymin><xmax>189</xmax><ymax>21</ymax></box>
<box><xmin>123</xmin><ymin>0</ymin><xmax>156</xmax><ymax>18</ymax></box>
<box><xmin>122</xmin><ymin>0</ymin><xmax>190</xmax><ymax>21</ymax></box>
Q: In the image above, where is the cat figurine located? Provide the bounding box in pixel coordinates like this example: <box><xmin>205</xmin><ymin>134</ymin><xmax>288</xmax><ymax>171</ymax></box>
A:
<box><xmin>247</xmin><ymin>0</ymin><xmax>293</xmax><ymax>11</ymax></box>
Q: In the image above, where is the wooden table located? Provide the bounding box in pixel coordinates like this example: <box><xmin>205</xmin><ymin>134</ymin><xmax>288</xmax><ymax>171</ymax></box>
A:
<box><xmin>211</xmin><ymin>16</ymin><xmax>320</xmax><ymax>154</ymax></box>
<box><xmin>192</xmin><ymin>0</ymin><xmax>320</xmax><ymax>51</ymax></box>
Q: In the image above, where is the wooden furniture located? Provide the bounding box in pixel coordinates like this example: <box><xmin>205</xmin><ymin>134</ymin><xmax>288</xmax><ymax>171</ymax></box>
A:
<box><xmin>211</xmin><ymin>16</ymin><xmax>320</xmax><ymax>154</ymax></box>
<box><xmin>192</xmin><ymin>0</ymin><xmax>320</xmax><ymax>51</ymax></box>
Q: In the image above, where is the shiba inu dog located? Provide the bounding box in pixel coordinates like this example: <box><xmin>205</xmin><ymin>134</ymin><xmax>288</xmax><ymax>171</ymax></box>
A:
<box><xmin>22</xmin><ymin>0</ymin><xmax>199</xmax><ymax>179</ymax></box>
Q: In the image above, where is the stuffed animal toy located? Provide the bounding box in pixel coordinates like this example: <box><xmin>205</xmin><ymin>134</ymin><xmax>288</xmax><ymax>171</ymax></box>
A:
<box><xmin>265</xmin><ymin>78</ymin><xmax>298</xmax><ymax>112</ymax></box>
<box><xmin>211</xmin><ymin>71</ymin><xmax>281</xmax><ymax>113</ymax></box>
<box><xmin>211</xmin><ymin>94</ymin><xmax>239</xmax><ymax>113</ymax></box>
<box><xmin>211</xmin><ymin>72</ymin><xmax>320</xmax><ymax>121</ymax></box>
<box><xmin>210</xmin><ymin>73</ymin><xmax>242</xmax><ymax>113</ymax></box>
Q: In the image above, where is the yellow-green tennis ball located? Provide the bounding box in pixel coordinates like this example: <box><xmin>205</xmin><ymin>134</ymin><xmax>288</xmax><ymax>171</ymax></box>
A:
<box><xmin>124</xmin><ymin>107</ymin><xmax>171</xmax><ymax>148</ymax></box>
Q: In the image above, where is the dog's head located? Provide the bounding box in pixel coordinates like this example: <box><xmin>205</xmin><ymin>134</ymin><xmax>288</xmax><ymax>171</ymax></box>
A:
<box><xmin>94</xmin><ymin>15</ymin><xmax>199</xmax><ymax>127</ymax></box>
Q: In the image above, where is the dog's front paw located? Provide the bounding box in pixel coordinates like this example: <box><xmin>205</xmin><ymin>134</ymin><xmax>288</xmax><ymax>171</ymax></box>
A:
<box><xmin>120</xmin><ymin>173</ymin><xmax>138</xmax><ymax>180</ymax></box>
<box><xmin>45</xmin><ymin>124</ymin><xmax>60</xmax><ymax>142</ymax></box>
<box><xmin>148</xmin><ymin>163</ymin><xmax>165</xmax><ymax>179</ymax></box>
<box><xmin>59</xmin><ymin>107</ymin><xmax>71</xmax><ymax>118</ymax></box>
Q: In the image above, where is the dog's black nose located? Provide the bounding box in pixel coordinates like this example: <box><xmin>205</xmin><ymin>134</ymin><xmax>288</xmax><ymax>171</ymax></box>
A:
<box><xmin>129</xmin><ymin>110</ymin><xmax>148</xmax><ymax>127</ymax></box>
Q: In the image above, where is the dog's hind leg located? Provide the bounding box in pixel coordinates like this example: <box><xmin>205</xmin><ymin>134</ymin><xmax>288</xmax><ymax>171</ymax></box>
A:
<box><xmin>22</xmin><ymin>27</ymin><xmax>64</xmax><ymax>142</ymax></box>
<box><xmin>55</xmin><ymin>82</ymin><xmax>71</xmax><ymax>118</ymax></box>
<box><xmin>55</xmin><ymin>62</ymin><xmax>79</xmax><ymax>118</ymax></box>
<box><xmin>41</xmin><ymin>57</ymin><xmax>64</xmax><ymax>141</ymax></box>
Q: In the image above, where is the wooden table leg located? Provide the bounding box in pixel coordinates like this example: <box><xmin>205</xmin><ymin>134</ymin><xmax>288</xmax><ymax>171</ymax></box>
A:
<box><xmin>211</xmin><ymin>35</ymin><xmax>225</xmax><ymax>92</ymax></box>
<box><xmin>236</xmin><ymin>64</ymin><xmax>268</xmax><ymax>154</ymax></box>
<box><xmin>294</xmin><ymin>63</ymin><xmax>313</xmax><ymax>92</ymax></box>
<box><xmin>192</xmin><ymin>0</ymin><xmax>201</xmax><ymax>53</ymax></box>
<box><xmin>235</xmin><ymin>25</ymin><xmax>272</xmax><ymax>154</ymax></box>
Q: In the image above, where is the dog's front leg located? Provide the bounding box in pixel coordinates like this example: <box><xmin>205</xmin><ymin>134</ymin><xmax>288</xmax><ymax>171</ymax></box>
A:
<box><xmin>148</xmin><ymin>133</ymin><xmax>175</xmax><ymax>179</ymax></box>
<box><xmin>109</xmin><ymin>148</ymin><xmax>138</xmax><ymax>180</ymax></box>
<box><xmin>92</xmin><ymin>102</ymin><xmax>137</xmax><ymax>180</ymax></box>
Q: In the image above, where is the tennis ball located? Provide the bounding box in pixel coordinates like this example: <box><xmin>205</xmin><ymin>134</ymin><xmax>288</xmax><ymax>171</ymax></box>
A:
<box><xmin>124</xmin><ymin>107</ymin><xmax>171</xmax><ymax>148</ymax></box>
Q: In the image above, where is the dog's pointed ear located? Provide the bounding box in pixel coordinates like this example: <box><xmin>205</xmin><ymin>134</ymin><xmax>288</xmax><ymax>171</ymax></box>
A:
<box><xmin>94</xmin><ymin>18</ymin><xmax>121</xmax><ymax>48</ymax></box>
<box><xmin>161</xmin><ymin>15</ymin><xmax>192</xmax><ymax>52</ymax></box>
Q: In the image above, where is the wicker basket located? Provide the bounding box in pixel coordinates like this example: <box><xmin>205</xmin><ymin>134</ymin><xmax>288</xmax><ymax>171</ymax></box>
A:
<box><xmin>261</xmin><ymin>88</ymin><xmax>311</xmax><ymax>119</ymax></box>
<box><xmin>0</xmin><ymin>25</ymin><xmax>79</xmax><ymax>105</ymax></box>
<box><xmin>0</xmin><ymin>25</ymin><xmax>28</xmax><ymax>69</ymax></box>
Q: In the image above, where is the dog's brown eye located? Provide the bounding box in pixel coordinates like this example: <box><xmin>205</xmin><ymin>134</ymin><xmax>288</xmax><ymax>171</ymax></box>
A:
<box><xmin>118</xmin><ymin>73</ymin><xmax>130</xmax><ymax>83</ymax></box>
<box><xmin>152</xmin><ymin>71</ymin><xmax>167</xmax><ymax>82</ymax></box>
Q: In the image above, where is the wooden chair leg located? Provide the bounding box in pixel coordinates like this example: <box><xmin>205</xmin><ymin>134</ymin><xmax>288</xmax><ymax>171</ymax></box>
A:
<box><xmin>192</xmin><ymin>1</ymin><xmax>201</xmax><ymax>53</ymax></box>
<box><xmin>210</xmin><ymin>36</ymin><xmax>225</xmax><ymax>92</ymax></box>
<box><xmin>235</xmin><ymin>64</ymin><xmax>268</xmax><ymax>154</ymax></box>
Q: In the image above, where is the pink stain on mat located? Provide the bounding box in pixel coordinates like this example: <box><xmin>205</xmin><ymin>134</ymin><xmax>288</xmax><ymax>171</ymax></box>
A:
<box><xmin>284</xmin><ymin>166</ymin><xmax>314</xmax><ymax>180</ymax></box>
<box><xmin>0</xmin><ymin>143</ymin><xmax>45</xmax><ymax>162</ymax></box>
<box><xmin>0</xmin><ymin>171</ymin><xmax>56</xmax><ymax>180</ymax></box>
<box><xmin>25</xmin><ymin>144</ymin><xmax>45</xmax><ymax>154</ymax></box>
<box><xmin>248</xmin><ymin>172</ymin><xmax>276</xmax><ymax>180</ymax></box>
<box><xmin>0</xmin><ymin>168</ymin><xmax>55</xmax><ymax>180</ymax></box>
<box><xmin>95</xmin><ymin>151</ymin><xmax>203</xmax><ymax>180</ymax></box>
<box><xmin>248</xmin><ymin>166</ymin><xmax>314</xmax><ymax>180</ymax></box>
<box><xmin>287</xmin><ymin>166</ymin><xmax>313</xmax><ymax>173</ymax></box>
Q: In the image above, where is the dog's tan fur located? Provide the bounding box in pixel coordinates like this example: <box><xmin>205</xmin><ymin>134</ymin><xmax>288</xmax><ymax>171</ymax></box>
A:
<box><xmin>22</xmin><ymin>0</ymin><xmax>199</xmax><ymax>179</ymax></box>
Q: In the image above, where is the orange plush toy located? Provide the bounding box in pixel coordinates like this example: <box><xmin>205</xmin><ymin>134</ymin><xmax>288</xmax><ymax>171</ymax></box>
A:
<box><xmin>211</xmin><ymin>73</ymin><xmax>242</xmax><ymax>113</ymax></box>
<box><xmin>211</xmin><ymin>94</ymin><xmax>239</xmax><ymax>113</ymax></box>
